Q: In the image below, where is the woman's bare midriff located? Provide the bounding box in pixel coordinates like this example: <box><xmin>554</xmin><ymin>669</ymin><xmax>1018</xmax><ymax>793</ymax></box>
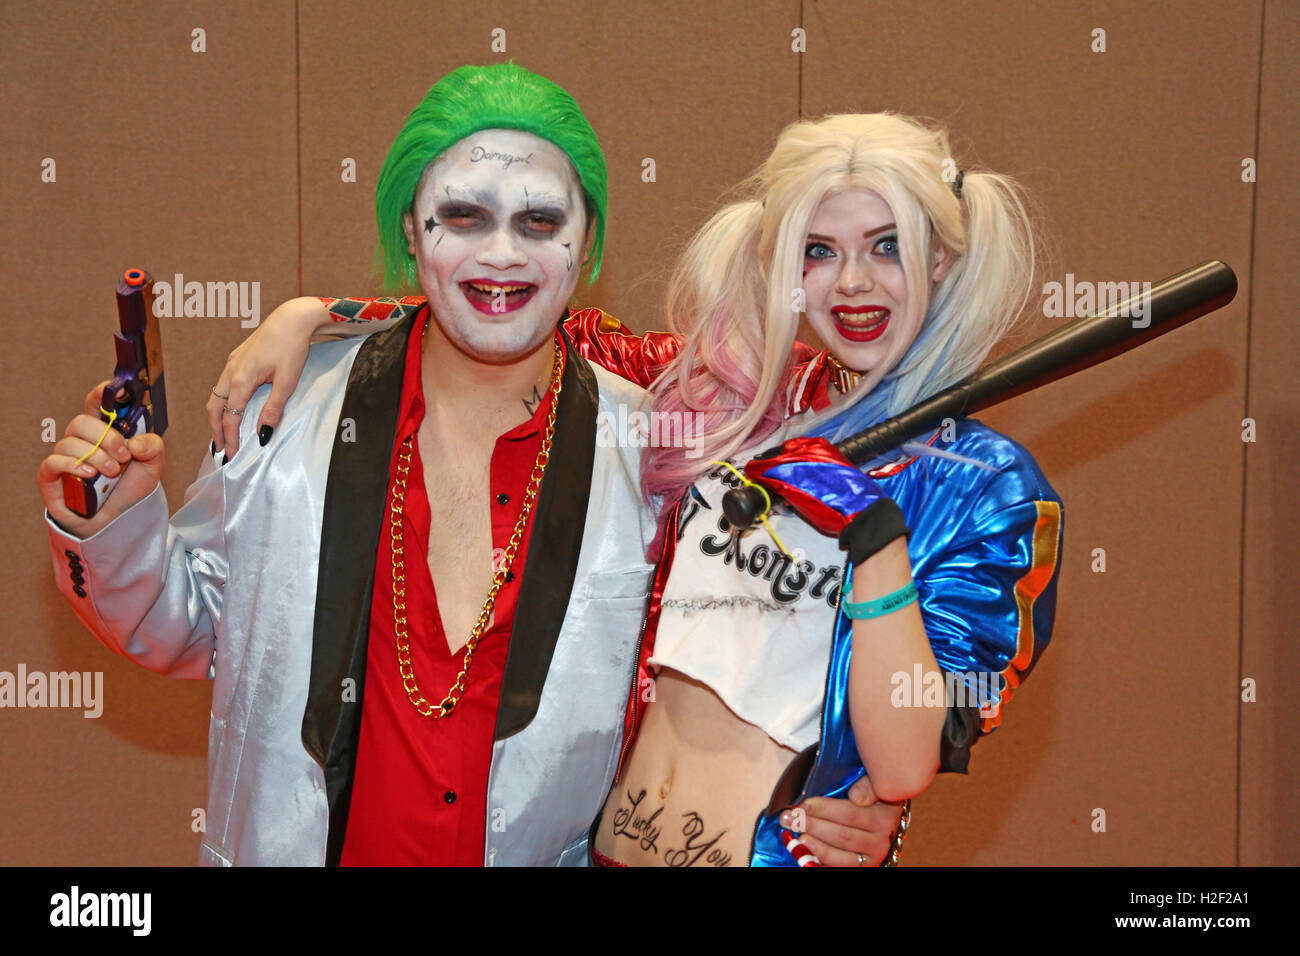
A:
<box><xmin>593</xmin><ymin>667</ymin><xmax>798</xmax><ymax>867</ymax></box>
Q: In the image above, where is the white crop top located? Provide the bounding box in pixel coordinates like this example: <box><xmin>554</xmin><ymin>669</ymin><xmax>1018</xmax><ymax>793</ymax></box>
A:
<box><xmin>648</xmin><ymin>459</ymin><xmax>845</xmax><ymax>752</ymax></box>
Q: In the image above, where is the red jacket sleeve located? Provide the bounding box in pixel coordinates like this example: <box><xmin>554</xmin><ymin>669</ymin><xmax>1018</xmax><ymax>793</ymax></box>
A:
<box><xmin>561</xmin><ymin>308</ymin><xmax>684</xmax><ymax>388</ymax></box>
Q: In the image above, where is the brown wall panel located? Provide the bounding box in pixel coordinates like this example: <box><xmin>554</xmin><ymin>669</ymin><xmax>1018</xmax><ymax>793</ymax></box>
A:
<box><xmin>1240</xmin><ymin>0</ymin><xmax>1300</xmax><ymax>866</ymax></box>
<box><xmin>1</xmin><ymin>0</ymin><xmax>299</xmax><ymax>864</ymax></box>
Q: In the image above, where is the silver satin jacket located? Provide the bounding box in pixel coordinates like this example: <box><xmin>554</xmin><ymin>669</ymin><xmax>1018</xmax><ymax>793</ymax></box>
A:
<box><xmin>46</xmin><ymin>314</ymin><xmax>656</xmax><ymax>866</ymax></box>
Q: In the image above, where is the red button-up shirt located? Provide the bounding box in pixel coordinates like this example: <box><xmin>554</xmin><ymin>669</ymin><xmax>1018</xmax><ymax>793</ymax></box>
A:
<box><xmin>340</xmin><ymin>307</ymin><xmax>561</xmax><ymax>866</ymax></box>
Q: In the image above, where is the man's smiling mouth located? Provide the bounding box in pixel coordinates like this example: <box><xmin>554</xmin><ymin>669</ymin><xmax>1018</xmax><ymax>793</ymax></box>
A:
<box><xmin>461</xmin><ymin>280</ymin><xmax>539</xmax><ymax>314</ymax></box>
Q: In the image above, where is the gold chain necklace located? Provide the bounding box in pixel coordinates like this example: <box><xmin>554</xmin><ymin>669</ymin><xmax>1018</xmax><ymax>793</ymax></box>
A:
<box><xmin>389</xmin><ymin>336</ymin><xmax>564</xmax><ymax>718</ymax></box>
<box><xmin>825</xmin><ymin>353</ymin><xmax>862</xmax><ymax>395</ymax></box>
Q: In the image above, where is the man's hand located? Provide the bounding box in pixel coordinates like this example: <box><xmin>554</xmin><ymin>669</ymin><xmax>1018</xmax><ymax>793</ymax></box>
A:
<box><xmin>38</xmin><ymin>382</ymin><xmax>167</xmax><ymax>538</ymax></box>
<box><xmin>207</xmin><ymin>296</ymin><xmax>328</xmax><ymax>458</ymax></box>
<box><xmin>779</xmin><ymin>774</ymin><xmax>906</xmax><ymax>867</ymax></box>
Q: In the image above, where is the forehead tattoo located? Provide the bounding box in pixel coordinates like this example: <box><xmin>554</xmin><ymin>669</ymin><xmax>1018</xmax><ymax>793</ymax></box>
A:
<box><xmin>468</xmin><ymin>143</ymin><xmax>535</xmax><ymax>170</ymax></box>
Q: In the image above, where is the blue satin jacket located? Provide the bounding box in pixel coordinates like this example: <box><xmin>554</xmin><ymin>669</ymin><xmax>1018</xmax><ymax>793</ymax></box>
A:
<box><xmin>750</xmin><ymin>417</ymin><xmax>1064</xmax><ymax>866</ymax></box>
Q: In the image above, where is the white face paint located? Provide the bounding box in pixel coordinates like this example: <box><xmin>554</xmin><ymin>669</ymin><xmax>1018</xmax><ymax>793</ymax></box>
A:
<box><xmin>402</xmin><ymin>129</ymin><xmax>589</xmax><ymax>363</ymax></box>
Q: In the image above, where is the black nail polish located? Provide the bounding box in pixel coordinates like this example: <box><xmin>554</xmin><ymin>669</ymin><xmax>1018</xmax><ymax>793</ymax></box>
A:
<box><xmin>259</xmin><ymin>425</ymin><xmax>274</xmax><ymax>446</ymax></box>
<box><xmin>221</xmin><ymin>453</ymin><xmax>228</xmax><ymax>467</ymax></box>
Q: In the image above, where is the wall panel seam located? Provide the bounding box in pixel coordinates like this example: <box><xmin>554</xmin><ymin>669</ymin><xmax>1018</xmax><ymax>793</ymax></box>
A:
<box><xmin>295</xmin><ymin>0</ymin><xmax>303</xmax><ymax>297</ymax></box>
<box><xmin>1235</xmin><ymin>0</ymin><xmax>1268</xmax><ymax>870</ymax></box>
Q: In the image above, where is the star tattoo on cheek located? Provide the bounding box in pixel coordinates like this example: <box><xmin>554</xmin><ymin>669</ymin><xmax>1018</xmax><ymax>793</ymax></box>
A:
<box><xmin>422</xmin><ymin>213</ymin><xmax>445</xmax><ymax>250</ymax></box>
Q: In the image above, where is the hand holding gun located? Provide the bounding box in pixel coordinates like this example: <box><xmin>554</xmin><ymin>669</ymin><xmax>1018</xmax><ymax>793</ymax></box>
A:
<box><xmin>37</xmin><ymin>268</ymin><xmax>170</xmax><ymax>537</ymax></box>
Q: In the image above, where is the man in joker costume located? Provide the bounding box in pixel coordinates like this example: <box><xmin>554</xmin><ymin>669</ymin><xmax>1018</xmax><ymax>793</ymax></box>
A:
<box><xmin>39</xmin><ymin>64</ymin><xmax>897</xmax><ymax>866</ymax></box>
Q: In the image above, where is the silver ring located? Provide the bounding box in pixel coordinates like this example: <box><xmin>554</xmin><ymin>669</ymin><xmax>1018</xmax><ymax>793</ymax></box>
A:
<box><xmin>223</xmin><ymin>404</ymin><xmax>244</xmax><ymax>416</ymax></box>
<box><xmin>856</xmin><ymin>852</ymin><xmax>868</xmax><ymax>867</ymax></box>
<box><xmin>211</xmin><ymin>385</ymin><xmax>229</xmax><ymax>400</ymax></box>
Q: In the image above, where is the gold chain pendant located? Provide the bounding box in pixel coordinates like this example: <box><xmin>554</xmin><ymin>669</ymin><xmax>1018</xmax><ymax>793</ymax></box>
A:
<box><xmin>825</xmin><ymin>353</ymin><xmax>862</xmax><ymax>395</ymax></box>
<box><xmin>389</xmin><ymin>336</ymin><xmax>564</xmax><ymax>718</ymax></box>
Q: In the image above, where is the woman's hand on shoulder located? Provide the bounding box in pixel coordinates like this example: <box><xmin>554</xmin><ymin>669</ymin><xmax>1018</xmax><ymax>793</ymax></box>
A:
<box><xmin>206</xmin><ymin>296</ymin><xmax>327</xmax><ymax>457</ymax></box>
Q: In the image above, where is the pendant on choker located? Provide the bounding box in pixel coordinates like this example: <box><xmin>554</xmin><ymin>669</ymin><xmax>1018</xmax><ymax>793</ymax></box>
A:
<box><xmin>826</xmin><ymin>353</ymin><xmax>862</xmax><ymax>395</ymax></box>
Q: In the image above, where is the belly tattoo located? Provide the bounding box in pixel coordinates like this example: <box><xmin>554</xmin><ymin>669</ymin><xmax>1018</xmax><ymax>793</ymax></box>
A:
<box><xmin>608</xmin><ymin>788</ymin><xmax>733</xmax><ymax>867</ymax></box>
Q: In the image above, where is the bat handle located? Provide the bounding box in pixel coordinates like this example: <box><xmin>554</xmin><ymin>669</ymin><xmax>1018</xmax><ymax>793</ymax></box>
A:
<box><xmin>723</xmin><ymin>484</ymin><xmax>769</xmax><ymax>529</ymax></box>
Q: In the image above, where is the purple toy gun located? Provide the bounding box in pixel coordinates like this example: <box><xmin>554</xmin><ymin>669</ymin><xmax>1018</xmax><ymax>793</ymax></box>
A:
<box><xmin>62</xmin><ymin>268</ymin><xmax>168</xmax><ymax>518</ymax></box>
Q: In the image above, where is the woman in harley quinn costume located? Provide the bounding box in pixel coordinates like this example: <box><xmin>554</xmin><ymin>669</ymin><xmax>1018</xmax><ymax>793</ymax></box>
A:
<box><xmin>594</xmin><ymin>113</ymin><xmax>1061</xmax><ymax>867</ymax></box>
<box><xmin>212</xmin><ymin>113</ymin><xmax>1062</xmax><ymax>867</ymax></box>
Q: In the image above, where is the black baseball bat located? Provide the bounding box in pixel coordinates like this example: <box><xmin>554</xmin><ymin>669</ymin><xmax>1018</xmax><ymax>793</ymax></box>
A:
<box><xmin>722</xmin><ymin>259</ymin><xmax>1238</xmax><ymax>529</ymax></box>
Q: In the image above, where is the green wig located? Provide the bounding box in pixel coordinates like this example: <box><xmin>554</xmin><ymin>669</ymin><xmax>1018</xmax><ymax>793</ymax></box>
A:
<box><xmin>375</xmin><ymin>63</ymin><xmax>608</xmax><ymax>292</ymax></box>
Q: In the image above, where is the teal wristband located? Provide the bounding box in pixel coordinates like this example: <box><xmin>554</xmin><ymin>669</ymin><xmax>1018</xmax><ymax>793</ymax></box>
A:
<box><xmin>842</xmin><ymin>581</ymin><xmax>919</xmax><ymax>620</ymax></box>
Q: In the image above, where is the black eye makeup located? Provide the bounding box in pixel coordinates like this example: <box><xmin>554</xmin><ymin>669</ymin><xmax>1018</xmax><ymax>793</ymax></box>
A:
<box><xmin>873</xmin><ymin>235</ymin><xmax>901</xmax><ymax>259</ymax></box>
<box><xmin>434</xmin><ymin>203</ymin><xmax>487</xmax><ymax>230</ymax></box>
<box><xmin>516</xmin><ymin>206</ymin><xmax>568</xmax><ymax>238</ymax></box>
<box><xmin>430</xmin><ymin>201</ymin><xmax>570</xmax><ymax>240</ymax></box>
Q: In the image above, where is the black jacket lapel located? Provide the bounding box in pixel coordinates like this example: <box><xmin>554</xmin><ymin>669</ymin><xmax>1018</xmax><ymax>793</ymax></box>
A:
<box><xmin>301</xmin><ymin>308</ymin><xmax>417</xmax><ymax>866</ymax></box>
<box><xmin>494</xmin><ymin>326</ymin><xmax>599</xmax><ymax>740</ymax></box>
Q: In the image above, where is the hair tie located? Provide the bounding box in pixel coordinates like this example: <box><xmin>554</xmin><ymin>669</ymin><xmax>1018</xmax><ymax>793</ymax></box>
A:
<box><xmin>951</xmin><ymin>169</ymin><xmax>965</xmax><ymax>200</ymax></box>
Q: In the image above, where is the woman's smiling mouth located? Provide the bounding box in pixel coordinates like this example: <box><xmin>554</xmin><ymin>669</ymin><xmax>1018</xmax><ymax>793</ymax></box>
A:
<box><xmin>831</xmin><ymin>305</ymin><xmax>890</xmax><ymax>342</ymax></box>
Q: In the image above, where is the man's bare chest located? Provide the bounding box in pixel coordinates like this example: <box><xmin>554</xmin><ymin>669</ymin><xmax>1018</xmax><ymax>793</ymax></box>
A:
<box><xmin>417</xmin><ymin>430</ymin><xmax>498</xmax><ymax>653</ymax></box>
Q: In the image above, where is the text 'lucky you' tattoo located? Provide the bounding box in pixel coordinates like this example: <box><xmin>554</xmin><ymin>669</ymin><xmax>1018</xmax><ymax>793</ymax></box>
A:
<box><xmin>610</xmin><ymin>789</ymin><xmax>732</xmax><ymax>867</ymax></box>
